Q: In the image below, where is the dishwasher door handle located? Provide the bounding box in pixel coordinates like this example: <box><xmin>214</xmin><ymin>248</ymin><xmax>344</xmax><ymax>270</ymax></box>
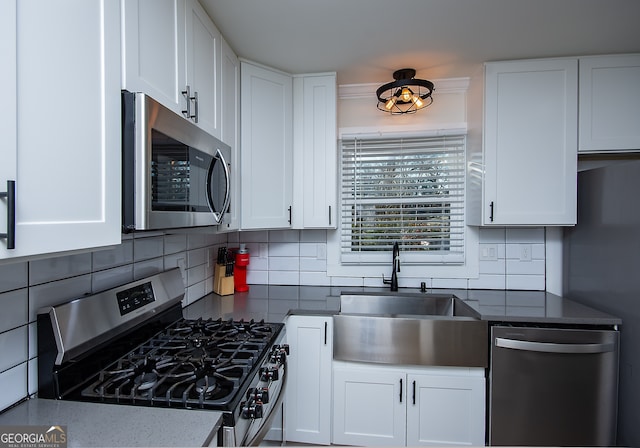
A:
<box><xmin>495</xmin><ymin>337</ymin><xmax>616</xmax><ymax>354</ymax></box>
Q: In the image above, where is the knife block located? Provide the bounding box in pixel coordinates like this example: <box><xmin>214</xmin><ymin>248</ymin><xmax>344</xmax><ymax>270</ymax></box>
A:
<box><xmin>214</xmin><ymin>264</ymin><xmax>234</xmax><ymax>296</ymax></box>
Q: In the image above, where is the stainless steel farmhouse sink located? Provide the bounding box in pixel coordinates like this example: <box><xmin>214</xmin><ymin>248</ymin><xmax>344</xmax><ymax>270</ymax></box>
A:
<box><xmin>339</xmin><ymin>291</ymin><xmax>480</xmax><ymax>318</ymax></box>
<box><xmin>334</xmin><ymin>291</ymin><xmax>488</xmax><ymax>368</ymax></box>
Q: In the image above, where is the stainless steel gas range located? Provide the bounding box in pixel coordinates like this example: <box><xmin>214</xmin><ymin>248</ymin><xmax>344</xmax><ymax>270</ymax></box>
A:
<box><xmin>37</xmin><ymin>268</ymin><xmax>287</xmax><ymax>447</ymax></box>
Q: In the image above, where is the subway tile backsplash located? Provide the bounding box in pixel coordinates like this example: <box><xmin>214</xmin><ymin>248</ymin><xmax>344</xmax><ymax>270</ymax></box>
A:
<box><xmin>0</xmin><ymin>225</ymin><xmax>547</xmax><ymax>412</ymax></box>
<box><xmin>243</xmin><ymin>227</ymin><xmax>547</xmax><ymax>291</ymax></box>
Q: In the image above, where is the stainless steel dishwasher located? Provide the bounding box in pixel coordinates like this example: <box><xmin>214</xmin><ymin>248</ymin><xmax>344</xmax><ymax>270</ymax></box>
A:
<box><xmin>489</xmin><ymin>325</ymin><xmax>619</xmax><ymax>446</ymax></box>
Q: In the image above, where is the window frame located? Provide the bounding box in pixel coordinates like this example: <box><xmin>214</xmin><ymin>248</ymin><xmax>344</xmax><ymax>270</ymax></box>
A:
<box><xmin>339</xmin><ymin>134</ymin><xmax>467</xmax><ymax>266</ymax></box>
<box><xmin>327</xmin><ymin>129</ymin><xmax>479</xmax><ymax>281</ymax></box>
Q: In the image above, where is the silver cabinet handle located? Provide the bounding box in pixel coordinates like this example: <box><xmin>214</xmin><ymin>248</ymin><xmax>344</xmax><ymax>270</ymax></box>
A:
<box><xmin>0</xmin><ymin>180</ymin><xmax>15</xmax><ymax>249</ymax></box>
<box><xmin>495</xmin><ymin>337</ymin><xmax>616</xmax><ymax>354</ymax></box>
<box><xmin>181</xmin><ymin>86</ymin><xmax>197</xmax><ymax>122</ymax></box>
<box><xmin>193</xmin><ymin>91</ymin><xmax>198</xmax><ymax>123</ymax></box>
<box><xmin>181</xmin><ymin>85</ymin><xmax>192</xmax><ymax>119</ymax></box>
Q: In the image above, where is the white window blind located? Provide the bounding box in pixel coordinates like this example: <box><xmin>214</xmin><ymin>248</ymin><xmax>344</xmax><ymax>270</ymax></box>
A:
<box><xmin>340</xmin><ymin>134</ymin><xmax>466</xmax><ymax>264</ymax></box>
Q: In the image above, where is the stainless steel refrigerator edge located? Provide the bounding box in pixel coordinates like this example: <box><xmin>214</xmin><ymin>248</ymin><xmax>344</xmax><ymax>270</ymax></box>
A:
<box><xmin>563</xmin><ymin>159</ymin><xmax>640</xmax><ymax>447</ymax></box>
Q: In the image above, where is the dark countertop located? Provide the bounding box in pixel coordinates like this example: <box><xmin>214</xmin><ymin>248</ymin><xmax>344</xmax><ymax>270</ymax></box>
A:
<box><xmin>183</xmin><ymin>285</ymin><xmax>621</xmax><ymax>326</ymax></box>
<box><xmin>0</xmin><ymin>399</ymin><xmax>222</xmax><ymax>447</ymax></box>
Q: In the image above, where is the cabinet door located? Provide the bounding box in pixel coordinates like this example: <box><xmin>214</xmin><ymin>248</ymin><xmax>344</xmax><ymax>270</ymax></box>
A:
<box><xmin>0</xmin><ymin>0</ymin><xmax>16</xmax><ymax>253</ymax></box>
<box><xmin>121</xmin><ymin>0</ymin><xmax>186</xmax><ymax>115</ymax></box>
<box><xmin>240</xmin><ymin>61</ymin><xmax>293</xmax><ymax>229</ymax></box>
<box><xmin>285</xmin><ymin>316</ymin><xmax>333</xmax><ymax>445</ymax></box>
<box><xmin>218</xmin><ymin>37</ymin><xmax>240</xmax><ymax>231</ymax></box>
<box><xmin>407</xmin><ymin>373</ymin><xmax>485</xmax><ymax>446</ymax></box>
<box><xmin>484</xmin><ymin>59</ymin><xmax>577</xmax><ymax>226</ymax></box>
<box><xmin>292</xmin><ymin>74</ymin><xmax>337</xmax><ymax>229</ymax></box>
<box><xmin>2</xmin><ymin>0</ymin><xmax>121</xmax><ymax>259</ymax></box>
<box><xmin>185</xmin><ymin>0</ymin><xmax>220</xmax><ymax>139</ymax></box>
<box><xmin>333</xmin><ymin>366</ymin><xmax>406</xmax><ymax>446</ymax></box>
<box><xmin>579</xmin><ymin>54</ymin><xmax>640</xmax><ymax>152</ymax></box>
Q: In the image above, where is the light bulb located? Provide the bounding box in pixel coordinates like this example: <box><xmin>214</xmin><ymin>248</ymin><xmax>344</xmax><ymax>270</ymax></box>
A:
<box><xmin>412</xmin><ymin>95</ymin><xmax>424</xmax><ymax>108</ymax></box>
<box><xmin>384</xmin><ymin>97</ymin><xmax>396</xmax><ymax>110</ymax></box>
<box><xmin>401</xmin><ymin>87</ymin><xmax>412</xmax><ymax>102</ymax></box>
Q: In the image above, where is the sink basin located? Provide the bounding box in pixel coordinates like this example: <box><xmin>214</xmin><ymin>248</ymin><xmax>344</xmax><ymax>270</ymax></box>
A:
<box><xmin>339</xmin><ymin>292</ymin><xmax>479</xmax><ymax>318</ymax></box>
<box><xmin>334</xmin><ymin>291</ymin><xmax>488</xmax><ymax>368</ymax></box>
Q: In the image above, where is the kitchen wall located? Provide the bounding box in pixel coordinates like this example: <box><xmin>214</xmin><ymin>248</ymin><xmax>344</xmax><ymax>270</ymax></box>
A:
<box><xmin>0</xmin><ymin>230</ymin><xmax>226</xmax><ymax>412</ymax></box>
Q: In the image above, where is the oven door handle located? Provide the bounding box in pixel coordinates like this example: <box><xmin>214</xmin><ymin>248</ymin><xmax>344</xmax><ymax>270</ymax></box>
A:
<box><xmin>244</xmin><ymin>361</ymin><xmax>288</xmax><ymax>446</ymax></box>
<box><xmin>495</xmin><ymin>337</ymin><xmax>616</xmax><ymax>354</ymax></box>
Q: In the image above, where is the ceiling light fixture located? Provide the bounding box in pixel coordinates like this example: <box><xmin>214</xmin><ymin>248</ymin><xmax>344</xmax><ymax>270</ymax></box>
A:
<box><xmin>376</xmin><ymin>68</ymin><xmax>434</xmax><ymax>115</ymax></box>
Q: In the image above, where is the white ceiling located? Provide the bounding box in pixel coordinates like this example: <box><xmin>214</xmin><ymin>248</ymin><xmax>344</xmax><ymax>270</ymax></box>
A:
<box><xmin>200</xmin><ymin>0</ymin><xmax>640</xmax><ymax>86</ymax></box>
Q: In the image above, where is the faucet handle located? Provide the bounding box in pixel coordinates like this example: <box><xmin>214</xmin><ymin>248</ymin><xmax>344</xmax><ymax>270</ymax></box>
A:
<box><xmin>382</xmin><ymin>274</ymin><xmax>391</xmax><ymax>285</ymax></box>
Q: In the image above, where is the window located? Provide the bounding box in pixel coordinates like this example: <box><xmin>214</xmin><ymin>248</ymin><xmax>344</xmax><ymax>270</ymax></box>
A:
<box><xmin>340</xmin><ymin>134</ymin><xmax>466</xmax><ymax>265</ymax></box>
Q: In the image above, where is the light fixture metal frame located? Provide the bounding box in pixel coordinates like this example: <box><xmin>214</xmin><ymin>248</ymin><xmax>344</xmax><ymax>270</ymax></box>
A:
<box><xmin>376</xmin><ymin>68</ymin><xmax>435</xmax><ymax>115</ymax></box>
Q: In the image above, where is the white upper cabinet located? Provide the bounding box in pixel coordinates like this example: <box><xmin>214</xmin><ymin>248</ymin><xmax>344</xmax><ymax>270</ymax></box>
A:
<box><xmin>579</xmin><ymin>54</ymin><xmax>640</xmax><ymax>153</ymax></box>
<box><xmin>292</xmin><ymin>73</ymin><xmax>338</xmax><ymax>229</ymax></box>
<box><xmin>184</xmin><ymin>0</ymin><xmax>221</xmax><ymax>139</ymax></box>
<box><xmin>218</xmin><ymin>37</ymin><xmax>240</xmax><ymax>231</ymax></box>
<box><xmin>1</xmin><ymin>0</ymin><xmax>121</xmax><ymax>260</ymax></box>
<box><xmin>467</xmin><ymin>58</ymin><xmax>578</xmax><ymax>226</ymax></box>
<box><xmin>121</xmin><ymin>0</ymin><xmax>186</xmax><ymax>114</ymax></box>
<box><xmin>239</xmin><ymin>66</ymin><xmax>338</xmax><ymax>231</ymax></box>
<box><xmin>0</xmin><ymin>0</ymin><xmax>17</xmax><ymax>255</ymax></box>
<box><xmin>122</xmin><ymin>0</ymin><xmax>222</xmax><ymax>138</ymax></box>
<box><xmin>240</xmin><ymin>60</ymin><xmax>293</xmax><ymax>230</ymax></box>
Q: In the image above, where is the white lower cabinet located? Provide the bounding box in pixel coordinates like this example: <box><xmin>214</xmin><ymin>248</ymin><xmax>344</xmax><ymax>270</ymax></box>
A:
<box><xmin>406</xmin><ymin>373</ymin><xmax>486</xmax><ymax>446</ymax></box>
<box><xmin>284</xmin><ymin>315</ymin><xmax>333</xmax><ymax>445</ymax></box>
<box><xmin>332</xmin><ymin>362</ymin><xmax>486</xmax><ymax>446</ymax></box>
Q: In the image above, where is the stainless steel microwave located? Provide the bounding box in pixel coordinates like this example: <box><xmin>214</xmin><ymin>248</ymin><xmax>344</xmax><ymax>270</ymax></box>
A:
<box><xmin>122</xmin><ymin>91</ymin><xmax>231</xmax><ymax>232</ymax></box>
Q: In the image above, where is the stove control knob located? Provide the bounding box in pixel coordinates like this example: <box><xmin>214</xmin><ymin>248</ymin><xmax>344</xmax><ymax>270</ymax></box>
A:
<box><xmin>271</xmin><ymin>344</ymin><xmax>290</xmax><ymax>355</ymax></box>
<box><xmin>269</xmin><ymin>347</ymin><xmax>287</xmax><ymax>365</ymax></box>
<box><xmin>247</xmin><ymin>387</ymin><xmax>270</xmax><ymax>404</ymax></box>
<box><xmin>259</xmin><ymin>366</ymin><xmax>279</xmax><ymax>381</ymax></box>
<box><xmin>241</xmin><ymin>399</ymin><xmax>263</xmax><ymax>419</ymax></box>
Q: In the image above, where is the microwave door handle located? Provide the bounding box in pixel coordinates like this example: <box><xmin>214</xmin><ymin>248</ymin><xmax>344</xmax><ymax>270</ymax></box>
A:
<box><xmin>212</xmin><ymin>148</ymin><xmax>231</xmax><ymax>224</ymax></box>
<box><xmin>218</xmin><ymin>148</ymin><xmax>231</xmax><ymax>217</ymax></box>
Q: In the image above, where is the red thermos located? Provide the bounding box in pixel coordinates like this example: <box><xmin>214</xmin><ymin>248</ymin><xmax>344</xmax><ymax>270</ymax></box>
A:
<box><xmin>234</xmin><ymin>244</ymin><xmax>250</xmax><ymax>292</ymax></box>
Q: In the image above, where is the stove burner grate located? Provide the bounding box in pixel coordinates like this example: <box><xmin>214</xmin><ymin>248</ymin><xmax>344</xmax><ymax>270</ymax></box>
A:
<box><xmin>80</xmin><ymin>318</ymin><xmax>282</xmax><ymax>410</ymax></box>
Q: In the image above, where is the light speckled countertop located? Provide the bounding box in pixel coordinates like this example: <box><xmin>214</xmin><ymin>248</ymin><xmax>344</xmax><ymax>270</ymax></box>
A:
<box><xmin>0</xmin><ymin>399</ymin><xmax>222</xmax><ymax>447</ymax></box>
<box><xmin>183</xmin><ymin>285</ymin><xmax>621</xmax><ymax>326</ymax></box>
